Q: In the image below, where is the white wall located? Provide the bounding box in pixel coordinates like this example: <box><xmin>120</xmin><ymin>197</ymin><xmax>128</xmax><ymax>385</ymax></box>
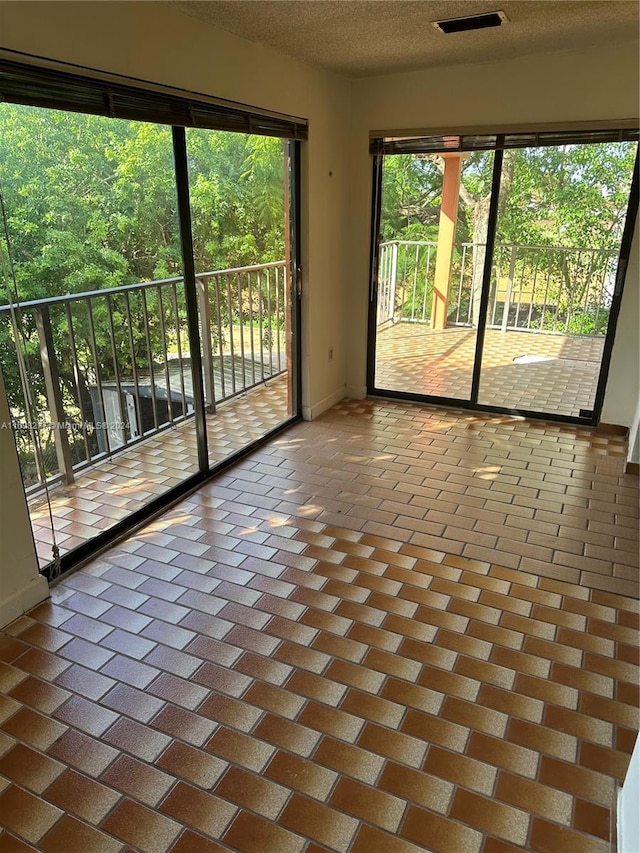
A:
<box><xmin>345</xmin><ymin>42</ymin><xmax>640</xmax><ymax>411</ymax></box>
<box><xmin>618</xmin><ymin>736</ymin><xmax>640</xmax><ymax>853</ymax></box>
<box><xmin>0</xmin><ymin>372</ymin><xmax>49</xmax><ymax>626</ymax></box>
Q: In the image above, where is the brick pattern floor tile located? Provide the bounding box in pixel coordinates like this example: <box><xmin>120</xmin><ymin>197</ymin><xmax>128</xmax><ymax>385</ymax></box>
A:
<box><xmin>375</xmin><ymin>326</ymin><xmax>605</xmax><ymax>417</ymax></box>
<box><xmin>1</xmin><ymin>398</ymin><xmax>637</xmax><ymax>852</ymax></box>
<box><xmin>29</xmin><ymin>376</ymin><xmax>290</xmax><ymax>568</ymax></box>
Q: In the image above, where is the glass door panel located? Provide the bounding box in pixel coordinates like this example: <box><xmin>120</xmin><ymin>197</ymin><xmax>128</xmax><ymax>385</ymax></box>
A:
<box><xmin>373</xmin><ymin>150</ymin><xmax>494</xmax><ymax>400</ymax></box>
<box><xmin>0</xmin><ymin>104</ymin><xmax>199</xmax><ymax>570</ymax></box>
<box><xmin>184</xmin><ymin>129</ymin><xmax>294</xmax><ymax>467</ymax></box>
<box><xmin>477</xmin><ymin>142</ymin><xmax>638</xmax><ymax>417</ymax></box>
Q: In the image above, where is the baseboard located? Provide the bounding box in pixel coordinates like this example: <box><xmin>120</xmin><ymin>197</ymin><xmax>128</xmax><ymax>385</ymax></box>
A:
<box><xmin>345</xmin><ymin>385</ymin><xmax>367</xmax><ymax>400</ymax></box>
<box><xmin>625</xmin><ymin>461</ymin><xmax>639</xmax><ymax>476</ymax></box>
<box><xmin>597</xmin><ymin>422</ymin><xmax>629</xmax><ymax>436</ymax></box>
<box><xmin>302</xmin><ymin>387</ymin><xmax>347</xmax><ymax>421</ymax></box>
<box><xmin>0</xmin><ymin>574</ymin><xmax>49</xmax><ymax>630</ymax></box>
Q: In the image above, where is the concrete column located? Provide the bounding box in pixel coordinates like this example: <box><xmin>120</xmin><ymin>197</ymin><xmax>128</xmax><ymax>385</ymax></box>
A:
<box><xmin>432</xmin><ymin>154</ymin><xmax>463</xmax><ymax>330</ymax></box>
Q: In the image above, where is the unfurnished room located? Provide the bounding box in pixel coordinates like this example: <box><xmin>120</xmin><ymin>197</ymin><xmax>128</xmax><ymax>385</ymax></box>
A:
<box><xmin>0</xmin><ymin>2</ymin><xmax>638</xmax><ymax>851</ymax></box>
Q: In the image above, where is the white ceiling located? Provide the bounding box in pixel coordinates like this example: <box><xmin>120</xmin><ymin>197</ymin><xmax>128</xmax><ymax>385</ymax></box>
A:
<box><xmin>172</xmin><ymin>0</ymin><xmax>640</xmax><ymax>78</ymax></box>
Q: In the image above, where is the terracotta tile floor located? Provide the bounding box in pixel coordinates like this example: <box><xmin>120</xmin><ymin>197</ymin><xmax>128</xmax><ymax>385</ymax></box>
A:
<box><xmin>2</xmin><ymin>398</ymin><xmax>638</xmax><ymax>851</ymax></box>
<box><xmin>375</xmin><ymin>325</ymin><xmax>605</xmax><ymax>417</ymax></box>
<box><xmin>28</xmin><ymin>377</ymin><xmax>289</xmax><ymax>568</ymax></box>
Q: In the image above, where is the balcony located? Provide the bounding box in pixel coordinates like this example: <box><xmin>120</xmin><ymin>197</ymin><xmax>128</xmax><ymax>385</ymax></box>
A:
<box><xmin>1</xmin><ymin>241</ymin><xmax>618</xmax><ymax>567</ymax></box>
<box><xmin>27</xmin><ymin>376</ymin><xmax>288</xmax><ymax>567</ymax></box>
<box><xmin>0</xmin><ymin>262</ymin><xmax>291</xmax><ymax>568</ymax></box>
<box><xmin>374</xmin><ymin>240</ymin><xmax>615</xmax><ymax>414</ymax></box>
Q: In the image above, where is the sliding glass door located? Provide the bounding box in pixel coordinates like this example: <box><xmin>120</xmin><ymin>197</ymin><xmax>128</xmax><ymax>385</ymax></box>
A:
<box><xmin>477</xmin><ymin>141</ymin><xmax>637</xmax><ymax>418</ymax></box>
<box><xmin>0</xmin><ymin>61</ymin><xmax>303</xmax><ymax>578</ymax></box>
<box><xmin>185</xmin><ymin>130</ymin><xmax>295</xmax><ymax>466</ymax></box>
<box><xmin>369</xmin><ymin>130</ymin><xmax>639</xmax><ymax>424</ymax></box>
<box><xmin>373</xmin><ymin>150</ymin><xmax>494</xmax><ymax>401</ymax></box>
<box><xmin>0</xmin><ymin>106</ymin><xmax>202</xmax><ymax>570</ymax></box>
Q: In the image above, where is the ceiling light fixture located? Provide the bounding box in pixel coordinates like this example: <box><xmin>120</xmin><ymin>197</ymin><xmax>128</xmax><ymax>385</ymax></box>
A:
<box><xmin>433</xmin><ymin>10</ymin><xmax>508</xmax><ymax>34</ymax></box>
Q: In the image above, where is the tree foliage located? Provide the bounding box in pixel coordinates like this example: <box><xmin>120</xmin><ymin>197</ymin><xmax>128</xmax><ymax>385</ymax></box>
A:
<box><xmin>0</xmin><ymin>103</ymin><xmax>287</xmax><ymax>481</ymax></box>
<box><xmin>0</xmin><ymin>105</ymin><xmax>286</xmax><ymax>299</ymax></box>
<box><xmin>382</xmin><ymin>142</ymin><xmax>636</xmax><ymax>249</ymax></box>
<box><xmin>380</xmin><ymin>142</ymin><xmax>637</xmax><ymax>328</ymax></box>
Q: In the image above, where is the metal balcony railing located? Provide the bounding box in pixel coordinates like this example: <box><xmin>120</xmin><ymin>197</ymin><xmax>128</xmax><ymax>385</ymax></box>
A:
<box><xmin>0</xmin><ymin>261</ymin><xmax>287</xmax><ymax>493</ymax></box>
<box><xmin>377</xmin><ymin>240</ymin><xmax>619</xmax><ymax>335</ymax></box>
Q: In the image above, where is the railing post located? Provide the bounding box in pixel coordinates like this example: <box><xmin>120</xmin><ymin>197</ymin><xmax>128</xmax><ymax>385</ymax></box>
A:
<box><xmin>377</xmin><ymin>244</ymin><xmax>387</xmax><ymax>325</ymax></box>
<box><xmin>501</xmin><ymin>245</ymin><xmax>518</xmax><ymax>332</ymax></box>
<box><xmin>197</xmin><ymin>275</ymin><xmax>216</xmax><ymax>414</ymax></box>
<box><xmin>34</xmin><ymin>304</ymin><xmax>74</xmax><ymax>485</ymax></box>
<box><xmin>7</xmin><ymin>309</ymin><xmax>46</xmax><ymax>485</ymax></box>
<box><xmin>388</xmin><ymin>242</ymin><xmax>398</xmax><ymax>323</ymax></box>
<box><xmin>562</xmin><ymin>252</ymin><xmax>572</xmax><ymax>331</ymax></box>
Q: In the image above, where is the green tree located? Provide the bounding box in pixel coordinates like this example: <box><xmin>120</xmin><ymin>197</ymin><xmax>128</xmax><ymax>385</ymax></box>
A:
<box><xmin>380</xmin><ymin>154</ymin><xmax>441</xmax><ymax>242</ymax></box>
<box><xmin>379</xmin><ymin>142</ymin><xmax>637</xmax><ymax>329</ymax></box>
<box><xmin>0</xmin><ymin>104</ymin><xmax>288</xmax><ymax>482</ymax></box>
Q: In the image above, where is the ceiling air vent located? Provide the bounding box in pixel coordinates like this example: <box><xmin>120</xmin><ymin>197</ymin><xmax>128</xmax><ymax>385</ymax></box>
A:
<box><xmin>433</xmin><ymin>10</ymin><xmax>508</xmax><ymax>34</ymax></box>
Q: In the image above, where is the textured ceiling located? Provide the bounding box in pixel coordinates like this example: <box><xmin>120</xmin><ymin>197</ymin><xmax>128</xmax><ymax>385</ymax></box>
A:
<box><xmin>172</xmin><ymin>0</ymin><xmax>640</xmax><ymax>78</ymax></box>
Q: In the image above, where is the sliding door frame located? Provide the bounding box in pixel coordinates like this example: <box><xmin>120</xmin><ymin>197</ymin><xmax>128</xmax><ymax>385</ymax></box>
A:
<box><xmin>47</xmin><ymin>136</ymin><xmax>303</xmax><ymax>583</ymax></box>
<box><xmin>591</xmin><ymin>152</ymin><xmax>640</xmax><ymax>420</ymax></box>
<box><xmin>173</xmin><ymin>126</ymin><xmax>209</xmax><ymax>472</ymax></box>
<box><xmin>470</xmin><ymin>145</ymin><xmax>503</xmax><ymax>408</ymax></box>
<box><xmin>289</xmin><ymin>140</ymin><xmax>303</xmax><ymax>419</ymax></box>
<box><xmin>0</xmin><ymin>56</ymin><xmax>305</xmax><ymax>582</ymax></box>
<box><xmin>367</xmin><ymin>130</ymin><xmax>639</xmax><ymax>427</ymax></box>
<box><xmin>366</xmin><ymin>151</ymin><xmax>384</xmax><ymax>392</ymax></box>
